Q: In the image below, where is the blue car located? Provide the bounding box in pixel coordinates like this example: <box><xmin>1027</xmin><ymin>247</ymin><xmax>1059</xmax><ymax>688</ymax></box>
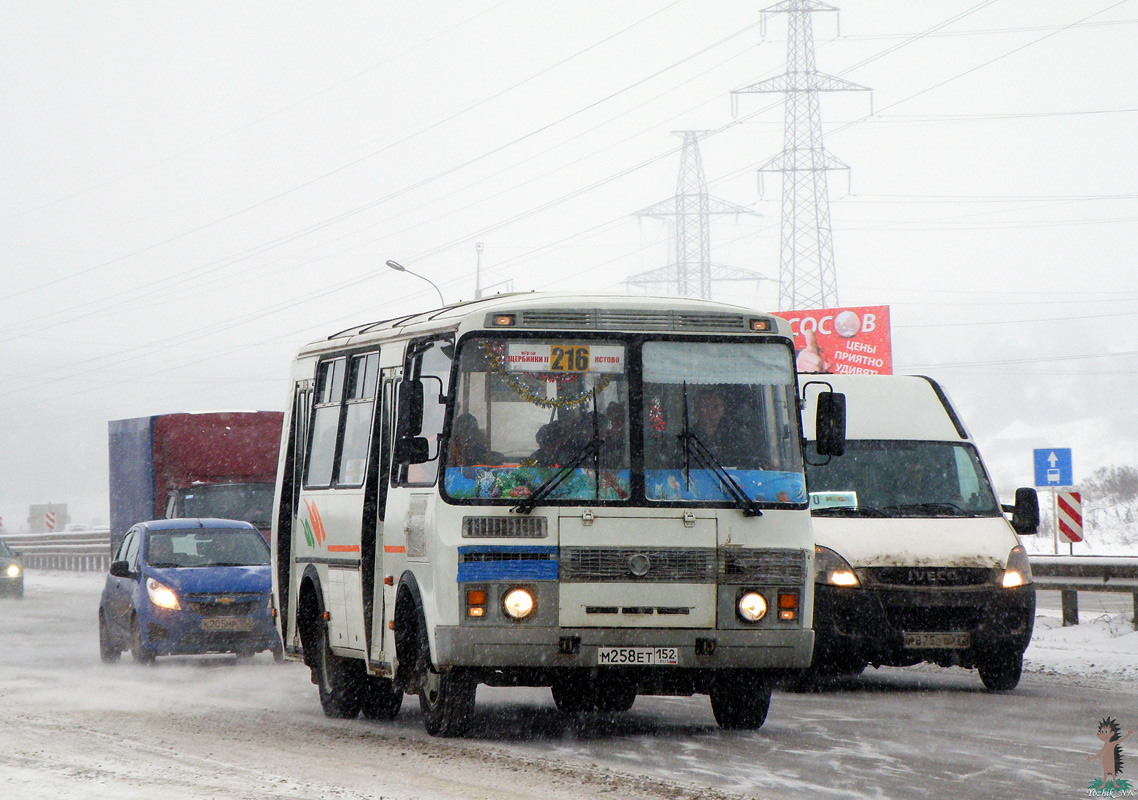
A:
<box><xmin>98</xmin><ymin>518</ymin><xmax>281</xmax><ymax>663</ymax></box>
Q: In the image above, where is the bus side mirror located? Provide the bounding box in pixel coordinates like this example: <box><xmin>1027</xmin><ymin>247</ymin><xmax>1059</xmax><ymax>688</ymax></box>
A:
<box><xmin>396</xmin><ymin>379</ymin><xmax>424</xmax><ymax>438</ymax></box>
<box><xmin>393</xmin><ymin>436</ymin><xmax>430</xmax><ymax>465</ymax></box>
<box><xmin>814</xmin><ymin>391</ymin><xmax>846</xmax><ymax>457</ymax></box>
<box><xmin>1006</xmin><ymin>487</ymin><xmax>1040</xmax><ymax>535</ymax></box>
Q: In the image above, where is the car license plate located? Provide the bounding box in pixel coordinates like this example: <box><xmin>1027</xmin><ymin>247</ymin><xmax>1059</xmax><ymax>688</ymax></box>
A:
<box><xmin>200</xmin><ymin>617</ymin><xmax>255</xmax><ymax>632</ymax></box>
<box><xmin>596</xmin><ymin>646</ymin><xmax>679</xmax><ymax>666</ymax></box>
<box><xmin>904</xmin><ymin>632</ymin><xmax>970</xmax><ymax>649</ymax></box>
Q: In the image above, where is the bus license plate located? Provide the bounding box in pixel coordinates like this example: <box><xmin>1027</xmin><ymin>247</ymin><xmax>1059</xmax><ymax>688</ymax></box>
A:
<box><xmin>597</xmin><ymin>647</ymin><xmax>679</xmax><ymax>666</ymax></box>
<box><xmin>201</xmin><ymin>617</ymin><xmax>255</xmax><ymax>632</ymax></box>
<box><xmin>904</xmin><ymin>632</ymin><xmax>970</xmax><ymax>649</ymax></box>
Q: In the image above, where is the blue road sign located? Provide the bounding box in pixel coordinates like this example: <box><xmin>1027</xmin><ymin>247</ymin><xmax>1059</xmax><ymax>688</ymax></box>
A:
<box><xmin>1034</xmin><ymin>448</ymin><xmax>1073</xmax><ymax>487</ymax></box>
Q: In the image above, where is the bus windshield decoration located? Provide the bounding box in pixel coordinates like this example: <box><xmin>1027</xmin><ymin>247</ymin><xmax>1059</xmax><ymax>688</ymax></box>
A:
<box><xmin>444</xmin><ymin>338</ymin><xmax>631</xmax><ymax>502</ymax></box>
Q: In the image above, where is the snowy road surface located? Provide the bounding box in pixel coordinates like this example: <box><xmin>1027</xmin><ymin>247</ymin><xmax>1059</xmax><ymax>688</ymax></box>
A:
<box><xmin>1</xmin><ymin>571</ymin><xmax>1135</xmax><ymax>799</ymax></box>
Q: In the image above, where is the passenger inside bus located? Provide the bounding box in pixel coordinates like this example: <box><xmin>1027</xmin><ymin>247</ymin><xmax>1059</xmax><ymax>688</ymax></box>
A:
<box><xmin>449</xmin><ymin>413</ymin><xmax>492</xmax><ymax>466</ymax></box>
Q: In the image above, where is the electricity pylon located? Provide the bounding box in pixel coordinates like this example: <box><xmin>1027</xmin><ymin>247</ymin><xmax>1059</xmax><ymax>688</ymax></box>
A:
<box><xmin>624</xmin><ymin>131</ymin><xmax>764</xmax><ymax>300</ymax></box>
<box><xmin>734</xmin><ymin>0</ymin><xmax>869</xmax><ymax>310</ymax></box>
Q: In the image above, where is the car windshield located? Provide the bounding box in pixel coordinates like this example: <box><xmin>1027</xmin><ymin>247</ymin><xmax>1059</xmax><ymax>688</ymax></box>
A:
<box><xmin>145</xmin><ymin>529</ymin><xmax>270</xmax><ymax>568</ymax></box>
<box><xmin>0</xmin><ymin>540</ymin><xmax>11</xmax><ymax>557</ymax></box>
<box><xmin>180</xmin><ymin>484</ymin><xmax>274</xmax><ymax>528</ymax></box>
<box><xmin>805</xmin><ymin>440</ymin><xmax>1002</xmax><ymax>517</ymax></box>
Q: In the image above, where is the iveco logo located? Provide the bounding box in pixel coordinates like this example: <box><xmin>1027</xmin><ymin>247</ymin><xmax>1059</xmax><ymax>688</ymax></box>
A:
<box><xmin>628</xmin><ymin>553</ymin><xmax>652</xmax><ymax>577</ymax></box>
<box><xmin>907</xmin><ymin>569</ymin><xmax>958</xmax><ymax>585</ymax></box>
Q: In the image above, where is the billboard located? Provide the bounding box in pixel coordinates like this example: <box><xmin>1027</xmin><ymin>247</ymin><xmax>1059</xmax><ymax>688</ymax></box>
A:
<box><xmin>773</xmin><ymin>305</ymin><xmax>892</xmax><ymax>375</ymax></box>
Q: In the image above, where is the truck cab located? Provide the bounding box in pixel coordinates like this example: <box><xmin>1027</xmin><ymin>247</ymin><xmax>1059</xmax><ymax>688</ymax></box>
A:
<box><xmin>801</xmin><ymin>374</ymin><xmax>1038</xmax><ymax>690</ymax></box>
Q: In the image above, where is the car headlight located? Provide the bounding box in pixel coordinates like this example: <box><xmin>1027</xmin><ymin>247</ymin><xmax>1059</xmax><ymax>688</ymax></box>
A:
<box><xmin>815</xmin><ymin>545</ymin><xmax>859</xmax><ymax>587</ymax></box>
<box><xmin>737</xmin><ymin>591</ymin><xmax>768</xmax><ymax>623</ymax></box>
<box><xmin>502</xmin><ymin>588</ymin><xmax>535</xmax><ymax>620</ymax></box>
<box><xmin>146</xmin><ymin>577</ymin><xmax>181</xmax><ymax>610</ymax></box>
<box><xmin>1001</xmin><ymin>545</ymin><xmax>1032</xmax><ymax>588</ymax></box>
<box><xmin>5</xmin><ymin>564</ymin><xmax>20</xmax><ymax>578</ymax></box>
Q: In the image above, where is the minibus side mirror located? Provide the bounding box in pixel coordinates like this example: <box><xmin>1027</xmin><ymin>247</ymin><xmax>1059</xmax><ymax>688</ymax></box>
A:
<box><xmin>396</xmin><ymin>379</ymin><xmax>424</xmax><ymax>439</ymax></box>
<box><xmin>393</xmin><ymin>436</ymin><xmax>430</xmax><ymax>465</ymax></box>
<box><xmin>1004</xmin><ymin>487</ymin><xmax>1040</xmax><ymax>535</ymax></box>
<box><xmin>109</xmin><ymin>560</ymin><xmax>133</xmax><ymax>579</ymax></box>
<box><xmin>814</xmin><ymin>391</ymin><xmax>846</xmax><ymax>457</ymax></box>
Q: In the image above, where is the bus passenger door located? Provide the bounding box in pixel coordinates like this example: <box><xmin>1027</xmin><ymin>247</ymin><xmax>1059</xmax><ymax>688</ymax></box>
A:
<box><xmin>367</xmin><ymin>367</ymin><xmax>398</xmax><ymax>668</ymax></box>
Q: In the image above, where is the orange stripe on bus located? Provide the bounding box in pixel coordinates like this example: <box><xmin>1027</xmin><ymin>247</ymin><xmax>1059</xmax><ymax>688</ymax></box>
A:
<box><xmin>326</xmin><ymin>545</ymin><xmax>360</xmax><ymax>553</ymax></box>
<box><xmin>384</xmin><ymin>545</ymin><xmax>406</xmax><ymax>553</ymax></box>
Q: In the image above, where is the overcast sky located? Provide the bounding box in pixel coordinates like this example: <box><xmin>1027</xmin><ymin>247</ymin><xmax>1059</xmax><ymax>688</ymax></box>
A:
<box><xmin>2</xmin><ymin>1</ymin><xmax>1136</xmax><ymax>529</ymax></box>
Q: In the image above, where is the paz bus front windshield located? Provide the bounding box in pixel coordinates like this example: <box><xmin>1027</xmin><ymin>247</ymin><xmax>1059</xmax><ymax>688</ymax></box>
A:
<box><xmin>442</xmin><ymin>336</ymin><xmax>806</xmax><ymax>507</ymax></box>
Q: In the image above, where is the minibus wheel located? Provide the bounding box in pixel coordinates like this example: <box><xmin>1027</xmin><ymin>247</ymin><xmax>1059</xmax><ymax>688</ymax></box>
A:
<box><xmin>709</xmin><ymin>672</ymin><xmax>771</xmax><ymax>730</ymax></box>
<box><xmin>415</xmin><ymin>611</ymin><xmax>475</xmax><ymax>737</ymax></box>
<box><xmin>977</xmin><ymin>651</ymin><xmax>1023</xmax><ymax>692</ymax></box>
<box><xmin>361</xmin><ymin>676</ymin><xmax>403</xmax><ymax>720</ymax></box>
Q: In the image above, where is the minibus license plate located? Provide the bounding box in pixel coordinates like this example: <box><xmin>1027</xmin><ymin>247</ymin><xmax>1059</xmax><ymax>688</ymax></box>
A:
<box><xmin>597</xmin><ymin>647</ymin><xmax>678</xmax><ymax>666</ymax></box>
<box><xmin>201</xmin><ymin>617</ymin><xmax>255</xmax><ymax>632</ymax></box>
<box><xmin>904</xmin><ymin>632</ymin><xmax>970</xmax><ymax>649</ymax></box>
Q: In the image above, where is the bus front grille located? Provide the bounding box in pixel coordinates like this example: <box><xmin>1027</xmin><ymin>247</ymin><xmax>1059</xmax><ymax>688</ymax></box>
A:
<box><xmin>560</xmin><ymin>547</ymin><xmax>716</xmax><ymax>583</ymax></box>
<box><xmin>462</xmin><ymin>516</ymin><xmax>548</xmax><ymax>538</ymax></box>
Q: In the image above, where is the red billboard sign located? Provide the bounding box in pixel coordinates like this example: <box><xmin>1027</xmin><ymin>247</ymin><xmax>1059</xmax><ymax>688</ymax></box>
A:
<box><xmin>773</xmin><ymin>305</ymin><xmax>892</xmax><ymax>375</ymax></box>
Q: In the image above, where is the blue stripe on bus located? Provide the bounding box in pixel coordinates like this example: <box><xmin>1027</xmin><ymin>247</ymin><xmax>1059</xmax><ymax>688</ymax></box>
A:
<box><xmin>456</xmin><ymin>545</ymin><xmax>559</xmax><ymax>582</ymax></box>
<box><xmin>456</xmin><ymin>560</ymin><xmax>559</xmax><ymax>582</ymax></box>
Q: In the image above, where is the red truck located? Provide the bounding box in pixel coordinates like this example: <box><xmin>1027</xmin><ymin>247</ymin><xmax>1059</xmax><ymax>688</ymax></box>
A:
<box><xmin>108</xmin><ymin>412</ymin><xmax>283</xmax><ymax>552</ymax></box>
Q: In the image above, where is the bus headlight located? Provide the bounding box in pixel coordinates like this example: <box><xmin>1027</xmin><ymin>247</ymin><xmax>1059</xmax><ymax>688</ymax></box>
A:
<box><xmin>146</xmin><ymin>577</ymin><xmax>181</xmax><ymax>610</ymax></box>
<box><xmin>502</xmin><ymin>588</ymin><xmax>535</xmax><ymax>620</ymax></box>
<box><xmin>815</xmin><ymin>545</ymin><xmax>859</xmax><ymax>587</ymax></box>
<box><xmin>737</xmin><ymin>591</ymin><xmax>767</xmax><ymax>623</ymax></box>
<box><xmin>1001</xmin><ymin>545</ymin><xmax>1032</xmax><ymax>588</ymax></box>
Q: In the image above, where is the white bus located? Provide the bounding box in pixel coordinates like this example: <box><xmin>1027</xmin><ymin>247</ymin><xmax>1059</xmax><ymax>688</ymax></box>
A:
<box><xmin>271</xmin><ymin>293</ymin><xmax>845</xmax><ymax>736</ymax></box>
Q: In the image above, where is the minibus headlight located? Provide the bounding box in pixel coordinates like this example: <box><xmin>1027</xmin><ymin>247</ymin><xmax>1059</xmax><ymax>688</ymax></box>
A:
<box><xmin>815</xmin><ymin>545</ymin><xmax>859</xmax><ymax>587</ymax></box>
<box><xmin>737</xmin><ymin>591</ymin><xmax>767</xmax><ymax>623</ymax></box>
<box><xmin>502</xmin><ymin>588</ymin><xmax>535</xmax><ymax>620</ymax></box>
<box><xmin>146</xmin><ymin>577</ymin><xmax>181</xmax><ymax>610</ymax></box>
<box><xmin>1001</xmin><ymin>545</ymin><xmax>1032</xmax><ymax>588</ymax></box>
<box><xmin>6</xmin><ymin>564</ymin><xmax>20</xmax><ymax>578</ymax></box>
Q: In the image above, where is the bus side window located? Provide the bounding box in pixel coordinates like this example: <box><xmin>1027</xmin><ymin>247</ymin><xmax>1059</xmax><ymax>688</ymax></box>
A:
<box><xmin>305</xmin><ymin>358</ymin><xmax>345</xmax><ymax>488</ymax></box>
<box><xmin>395</xmin><ymin>337</ymin><xmax>453</xmax><ymax>486</ymax></box>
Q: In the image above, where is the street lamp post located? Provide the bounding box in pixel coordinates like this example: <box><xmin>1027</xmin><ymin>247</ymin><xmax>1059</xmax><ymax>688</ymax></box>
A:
<box><xmin>385</xmin><ymin>259</ymin><xmax>445</xmax><ymax>307</ymax></box>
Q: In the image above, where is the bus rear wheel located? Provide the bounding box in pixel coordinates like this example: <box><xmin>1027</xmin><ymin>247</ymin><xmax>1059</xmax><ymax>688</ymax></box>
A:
<box><xmin>361</xmin><ymin>676</ymin><xmax>403</xmax><ymax>720</ymax></box>
<box><xmin>312</xmin><ymin>618</ymin><xmax>364</xmax><ymax>719</ymax></box>
<box><xmin>593</xmin><ymin>675</ymin><xmax>636</xmax><ymax>713</ymax></box>
<box><xmin>551</xmin><ymin>673</ymin><xmax>595</xmax><ymax>713</ymax></box>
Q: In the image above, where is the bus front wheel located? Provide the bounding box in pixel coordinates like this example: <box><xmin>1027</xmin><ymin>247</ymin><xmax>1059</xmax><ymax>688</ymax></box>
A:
<box><xmin>419</xmin><ymin>661</ymin><xmax>476</xmax><ymax>737</ymax></box>
<box><xmin>709</xmin><ymin>673</ymin><xmax>771</xmax><ymax>730</ymax></box>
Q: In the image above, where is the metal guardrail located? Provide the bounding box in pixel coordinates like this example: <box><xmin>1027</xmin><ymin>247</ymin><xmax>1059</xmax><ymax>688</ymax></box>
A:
<box><xmin>1</xmin><ymin>529</ymin><xmax>112</xmax><ymax>573</ymax></box>
<box><xmin>1030</xmin><ymin>555</ymin><xmax>1138</xmax><ymax>629</ymax></box>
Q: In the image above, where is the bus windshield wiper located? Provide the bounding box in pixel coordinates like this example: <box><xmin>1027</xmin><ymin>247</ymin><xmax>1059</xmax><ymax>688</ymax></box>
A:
<box><xmin>513</xmin><ymin>395</ymin><xmax>603</xmax><ymax>515</ymax></box>
<box><xmin>678</xmin><ymin>382</ymin><xmax>762</xmax><ymax>517</ymax></box>
<box><xmin>512</xmin><ymin>437</ymin><xmax>602</xmax><ymax>514</ymax></box>
<box><xmin>881</xmin><ymin>502</ymin><xmax>966</xmax><ymax>517</ymax></box>
<box><xmin>811</xmin><ymin>506</ymin><xmax>888</xmax><ymax>518</ymax></box>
